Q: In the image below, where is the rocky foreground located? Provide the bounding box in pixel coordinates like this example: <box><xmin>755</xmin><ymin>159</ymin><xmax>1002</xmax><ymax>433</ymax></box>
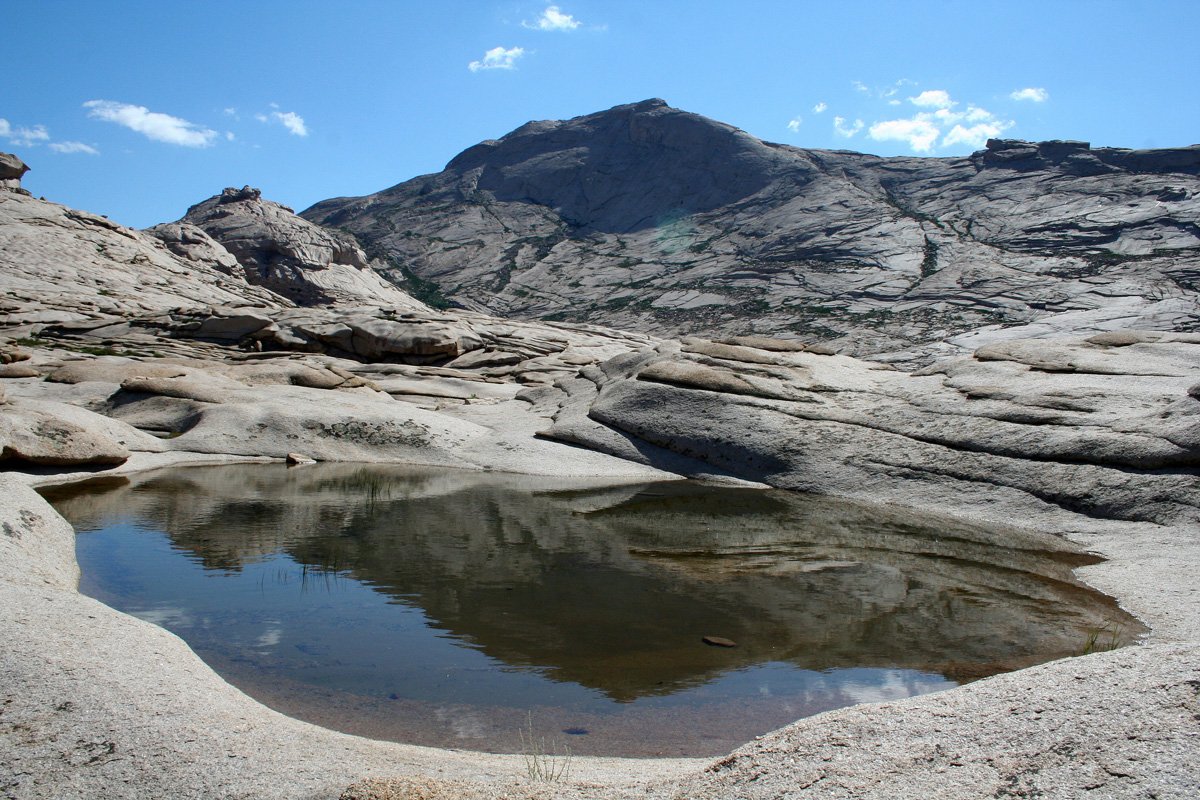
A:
<box><xmin>1</xmin><ymin>151</ymin><xmax>1198</xmax><ymax>799</ymax></box>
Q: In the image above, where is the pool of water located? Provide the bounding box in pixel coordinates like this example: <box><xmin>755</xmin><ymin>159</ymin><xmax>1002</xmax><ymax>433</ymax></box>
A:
<box><xmin>47</xmin><ymin>463</ymin><xmax>1142</xmax><ymax>756</ymax></box>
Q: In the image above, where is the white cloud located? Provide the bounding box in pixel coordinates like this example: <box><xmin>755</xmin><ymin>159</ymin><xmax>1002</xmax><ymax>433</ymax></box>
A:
<box><xmin>852</xmin><ymin>80</ymin><xmax>870</xmax><ymax>94</ymax></box>
<box><xmin>1010</xmin><ymin>87</ymin><xmax>1049</xmax><ymax>103</ymax></box>
<box><xmin>83</xmin><ymin>100</ymin><xmax>218</xmax><ymax>147</ymax></box>
<box><xmin>868</xmin><ymin>117</ymin><xmax>941</xmax><ymax>152</ymax></box>
<box><xmin>0</xmin><ymin>119</ymin><xmax>51</xmax><ymax>147</ymax></box>
<box><xmin>786</xmin><ymin>117</ymin><xmax>802</xmax><ymax>132</ymax></box>
<box><xmin>943</xmin><ymin>121</ymin><xmax>1010</xmax><ymax>148</ymax></box>
<box><xmin>813</xmin><ymin>102</ymin><xmax>828</xmax><ymax>114</ymax></box>
<box><xmin>841</xmin><ymin>81</ymin><xmax>1017</xmax><ymax>154</ymax></box>
<box><xmin>833</xmin><ymin>116</ymin><xmax>864</xmax><ymax>137</ymax></box>
<box><xmin>909</xmin><ymin>89</ymin><xmax>955</xmax><ymax>109</ymax></box>
<box><xmin>225</xmin><ymin>131</ymin><xmax>236</xmax><ymax>141</ymax></box>
<box><xmin>223</xmin><ymin>107</ymin><xmax>238</xmax><ymax>116</ymax></box>
<box><xmin>271</xmin><ymin>110</ymin><xmax>308</xmax><ymax>136</ymax></box>
<box><xmin>468</xmin><ymin>46</ymin><xmax>525</xmax><ymax>72</ymax></box>
<box><xmin>48</xmin><ymin>141</ymin><xmax>99</xmax><ymax>155</ymax></box>
<box><xmin>252</xmin><ymin>107</ymin><xmax>308</xmax><ymax>136</ymax></box>
<box><xmin>523</xmin><ymin>5</ymin><xmax>580</xmax><ymax>31</ymax></box>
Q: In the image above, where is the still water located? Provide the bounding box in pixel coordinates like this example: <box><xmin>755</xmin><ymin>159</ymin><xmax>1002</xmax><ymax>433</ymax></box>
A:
<box><xmin>47</xmin><ymin>463</ymin><xmax>1141</xmax><ymax>756</ymax></box>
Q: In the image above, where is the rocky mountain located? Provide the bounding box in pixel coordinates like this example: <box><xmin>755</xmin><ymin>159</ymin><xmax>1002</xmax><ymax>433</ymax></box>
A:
<box><xmin>304</xmin><ymin>99</ymin><xmax>1200</xmax><ymax>360</ymax></box>
<box><xmin>1</xmin><ymin>141</ymin><xmax>1199</xmax><ymax>800</ymax></box>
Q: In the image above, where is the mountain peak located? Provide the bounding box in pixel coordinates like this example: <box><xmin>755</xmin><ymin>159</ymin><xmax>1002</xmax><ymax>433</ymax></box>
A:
<box><xmin>436</xmin><ymin>99</ymin><xmax>794</xmax><ymax>232</ymax></box>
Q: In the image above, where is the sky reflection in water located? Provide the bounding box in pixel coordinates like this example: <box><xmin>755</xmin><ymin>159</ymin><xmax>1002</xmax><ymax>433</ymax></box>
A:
<box><xmin>50</xmin><ymin>464</ymin><xmax>1141</xmax><ymax>756</ymax></box>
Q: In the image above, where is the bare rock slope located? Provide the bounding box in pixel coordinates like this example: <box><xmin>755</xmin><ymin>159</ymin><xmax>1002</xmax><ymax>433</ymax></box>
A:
<box><xmin>2</xmin><ymin>149</ymin><xmax>1199</xmax><ymax>799</ymax></box>
<box><xmin>304</xmin><ymin>99</ymin><xmax>1200</xmax><ymax>359</ymax></box>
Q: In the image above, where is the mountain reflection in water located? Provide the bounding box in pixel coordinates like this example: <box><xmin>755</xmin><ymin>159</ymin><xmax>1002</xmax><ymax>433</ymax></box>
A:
<box><xmin>47</xmin><ymin>463</ymin><xmax>1142</xmax><ymax>756</ymax></box>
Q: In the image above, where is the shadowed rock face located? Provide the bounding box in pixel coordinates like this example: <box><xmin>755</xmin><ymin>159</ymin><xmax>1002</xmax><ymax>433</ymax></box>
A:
<box><xmin>302</xmin><ymin>101</ymin><xmax>1200</xmax><ymax>358</ymax></box>
<box><xmin>0</xmin><ymin>152</ymin><xmax>31</xmax><ymax>193</ymax></box>
<box><xmin>168</xmin><ymin>186</ymin><xmax>425</xmax><ymax>309</ymax></box>
<box><xmin>440</xmin><ymin>98</ymin><xmax>792</xmax><ymax>233</ymax></box>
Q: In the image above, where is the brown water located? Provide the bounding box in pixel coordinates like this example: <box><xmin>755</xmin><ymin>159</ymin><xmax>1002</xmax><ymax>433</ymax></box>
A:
<box><xmin>47</xmin><ymin>463</ymin><xmax>1142</xmax><ymax>757</ymax></box>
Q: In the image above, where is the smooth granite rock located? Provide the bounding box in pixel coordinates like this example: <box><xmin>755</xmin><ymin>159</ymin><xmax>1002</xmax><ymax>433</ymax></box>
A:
<box><xmin>304</xmin><ymin>101</ymin><xmax>1200</xmax><ymax>361</ymax></box>
<box><xmin>1</xmin><ymin>127</ymin><xmax>1198</xmax><ymax>800</ymax></box>
<box><xmin>174</xmin><ymin>186</ymin><xmax>427</xmax><ymax>309</ymax></box>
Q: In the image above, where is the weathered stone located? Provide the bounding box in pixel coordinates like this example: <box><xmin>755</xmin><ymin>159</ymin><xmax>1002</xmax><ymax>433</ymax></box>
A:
<box><xmin>1</xmin><ymin>345</ymin><xmax>32</xmax><ymax>364</ymax></box>
<box><xmin>119</xmin><ymin>374</ymin><xmax>240</xmax><ymax>404</ymax></box>
<box><xmin>302</xmin><ymin>102</ymin><xmax>1200</xmax><ymax>359</ymax></box>
<box><xmin>0</xmin><ymin>363</ymin><xmax>39</xmax><ymax>378</ymax></box>
<box><xmin>346</xmin><ymin>318</ymin><xmax>483</xmax><ymax>361</ymax></box>
<box><xmin>178</xmin><ymin>187</ymin><xmax>427</xmax><ymax>309</ymax></box>
<box><xmin>0</xmin><ymin>152</ymin><xmax>30</xmax><ymax>192</ymax></box>
<box><xmin>47</xmin><ymin>359</ymin><xmax>189</xmax><ymax>385</ymax></box>
<box><xmin>191</xmin><ymin>308</ymin><xmax>275</xmax><ymax>340</ymax></box>
<box><xmin>0</xmin><ymin>406</ymin><xmax>130</xmax><ymax>465</ymax></box>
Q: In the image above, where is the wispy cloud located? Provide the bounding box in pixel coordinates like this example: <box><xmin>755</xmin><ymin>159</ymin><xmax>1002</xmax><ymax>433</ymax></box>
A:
<box><xmin>48</xmin><ymin>141</ymin><xmax>99</xmax><ymax>155</ymax></box>
<box><xmin>786</xmin><ymin>116</ymin><xmax>803</xmax><ymax>133</ymax></box>
<box><xmin>1</xmin><ymin>118</ymin><xmax>96</xmax><ymax>154</ymax></box>
<box><xmin>469</xmin><ymin>46</ymin><xmax>525</xmax><ymax>72</ymax></box>
<box><xmin>834</xmin><ymin>116</ymin><xmax>864</xmax><ymax>138</ymax></box>
<box><xmin>523</xmin><ymin>5</ymin><xmax>580</xmax><ymax>31</ymax></box>
<box><xmin>253</xmin><ymin>105</ymin><xmax>308</xmax><ymax>136</ymax></box>
<box><xmin>1010</xmin><ymin>87</ymin><xmax>1049</xmax><ymax>102</ymax></box>
<box><xmin>0</xmin><ymin>119</ymin><xmax>50</xmax><ymax>147</ymax></box>
<box><xmin>813</xmin><ymin>102</ymin><xmax>828</xmax><ymax>114</ymax></box>
<box><xmin>84</xmin><ymin>100</ymin><xmax>217</xmax><ymax>147</ymax></box>
<box><xmin>855</xmin><ymin>78</ymin><xmax>916</xmax><ymax>99</ymax></box>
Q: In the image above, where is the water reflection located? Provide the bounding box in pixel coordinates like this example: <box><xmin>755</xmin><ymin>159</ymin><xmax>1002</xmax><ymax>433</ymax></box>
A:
<box><xmin>47</xmin><ymin>464</ymin><xmax>1142</xmax><ymax>755</ymax></box>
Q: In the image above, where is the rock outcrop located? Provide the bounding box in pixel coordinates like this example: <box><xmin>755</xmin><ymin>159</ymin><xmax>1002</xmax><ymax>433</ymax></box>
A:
<box><xmin>163</xmin><ymin>186</ymin><xmax>427</xmax><ymax>309</ymax></box>
<box><xmin>0</xmin><ymin>152</ymin><xmax>31</xmax><ymax>193</ymax></box>
<box><xmin>304</xmin><ymin>100</ymin><xmax>1200</xmax><ymax>361</ymax></box>
<box><xmin>539</xmin><ymin>332</ymin><xmax>1200</xmax><ymax>531</ymax></box>
<box><xmin>0</xmin><ymin>186</ymin><xmax>286</xmax><ymax>336</ymax></box>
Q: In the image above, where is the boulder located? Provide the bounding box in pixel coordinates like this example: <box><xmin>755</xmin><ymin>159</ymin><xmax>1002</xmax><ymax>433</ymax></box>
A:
<box><xmin>192</xmin><ymin>308</ymin><xmax>275</xmax><ymax>340</ymax></box>
<box><xmin>0</xmin><ymin>152</ymin><xmax>30</xmax><ymax>192</ymax></box>
<box><xmin>1</xmin><ymin>345</ymin><xmax>32</xmax><ymax>364</ymax></box>
<box><xmin>346</xmin><ymin>318</ymin><xmax>483</xmax><ymax>361</ymax></box>
<box><xmin>0</xmin><ymin>363</ymin><xmax>39</xmax><ymax>378</ymax></box>
<box><xmin>0</xmin><ymin>406</ymin><xmax>130</xmax><ymax>466</ymax></box>
<box><xmin>0</xmin><ymin>152</ymin><xmax>30</xmax><ymax>181</ymax></box>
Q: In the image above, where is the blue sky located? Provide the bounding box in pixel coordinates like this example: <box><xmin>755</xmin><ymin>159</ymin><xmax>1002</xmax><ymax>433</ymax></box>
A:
<box><xmin>4</xmin><ymin>0</ymin><xmax>1198</xmax><ymax>228</ymax></box>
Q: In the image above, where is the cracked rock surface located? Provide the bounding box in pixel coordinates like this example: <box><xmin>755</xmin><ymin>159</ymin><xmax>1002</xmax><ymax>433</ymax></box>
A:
<box><xmin>303</xmin><ymin>100</ymin><xmax>1200</xmax><ymax>361</ymax></box>
<box><xmin>1</xmin><ymin>147</ymin><xmax>1198</xmax><ymax>799</ymax></box>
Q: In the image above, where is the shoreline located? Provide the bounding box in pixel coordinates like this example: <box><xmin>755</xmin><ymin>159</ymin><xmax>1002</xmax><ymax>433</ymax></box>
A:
<box><xmin>3</xmin><ymin>451</ymin><xmax>1198</xmax><ymax>799</ymax></box>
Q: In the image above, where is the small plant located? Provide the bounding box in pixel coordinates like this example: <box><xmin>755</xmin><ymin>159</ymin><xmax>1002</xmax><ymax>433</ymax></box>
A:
<box><xmin>519</xmin><ymin>713</ymin><xmax>572</xmax><ymax>784</ymax></box>
<box><xmin>1080</xmin><ymin>623</ymin><xmax>1123</xmax><ymax>655</ymax></box>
